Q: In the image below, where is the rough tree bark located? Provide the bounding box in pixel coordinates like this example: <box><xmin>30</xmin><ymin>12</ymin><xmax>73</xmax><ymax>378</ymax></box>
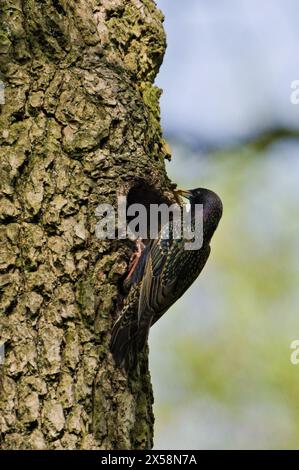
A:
<box><xmin>0</xmin><ymin>0</ymin><xmax>176</xmax><ymax>449</ymax></box>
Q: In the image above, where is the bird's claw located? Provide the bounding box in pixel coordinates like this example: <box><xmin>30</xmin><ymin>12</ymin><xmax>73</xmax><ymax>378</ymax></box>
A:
<box><xmin>124</xmin><ymin>238</ymin><xmax>145</xmax><ymax>283</ymax></box>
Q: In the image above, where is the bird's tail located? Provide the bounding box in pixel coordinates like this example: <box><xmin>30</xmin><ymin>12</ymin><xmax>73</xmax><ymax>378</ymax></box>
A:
<box><xmin>110</xmin><ymin>307</ymin><xmax>150</xmax><ymax>371</ymax></box>
<box><xmin>110</xmin><ymin>316</ymin><xmax>139</xmax><ymax>370</ymax></box>
<box><xmin>110</xmin><ymin>321</ymin><xmax>150</xmax><ymax>371</ymax></box>
<box><xmin>110</xmin><ymin>283</ymin><xmax>142</xmax><ymax>371</ymax></box>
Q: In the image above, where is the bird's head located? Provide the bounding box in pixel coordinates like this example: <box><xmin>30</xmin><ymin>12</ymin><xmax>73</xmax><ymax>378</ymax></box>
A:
<box><xmin>175</xmin><ymin>187</ymin><xmax>223</xmax><ymax>242</ymax></box>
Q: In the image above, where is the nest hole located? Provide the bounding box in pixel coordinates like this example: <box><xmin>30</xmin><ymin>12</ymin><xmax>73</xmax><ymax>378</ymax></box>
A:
<box><xmin>125</xmin><ymin>180</ymin><xmax>171</xmax><ymax>243</ymax></box>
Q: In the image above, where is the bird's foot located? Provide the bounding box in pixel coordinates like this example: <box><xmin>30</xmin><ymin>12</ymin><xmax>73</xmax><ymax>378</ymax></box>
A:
<box><xmin>124</xmin><ymin>238</ymin><xmax>145</xmax><ymax>284</ymax></box>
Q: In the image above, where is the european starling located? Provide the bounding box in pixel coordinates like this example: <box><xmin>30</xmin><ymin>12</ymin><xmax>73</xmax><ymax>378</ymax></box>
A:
<box><xmin>110</xmin><ymin>187</ymin><xmax>223</xmax><ymax>370</ymax></box>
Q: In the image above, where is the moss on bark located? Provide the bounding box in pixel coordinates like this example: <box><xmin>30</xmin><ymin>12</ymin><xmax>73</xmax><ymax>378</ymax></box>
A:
<box><xmin>0</xmin><ymin>0</ymin><xmax>175</xmax><ymax>450</ymax></box>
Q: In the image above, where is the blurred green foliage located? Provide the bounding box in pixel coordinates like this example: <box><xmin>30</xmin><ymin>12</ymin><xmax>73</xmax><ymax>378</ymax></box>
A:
<box><xmin>150</xmin><ymin>138</ymin><xmax>299</xmax><ymax>449</ymax></box>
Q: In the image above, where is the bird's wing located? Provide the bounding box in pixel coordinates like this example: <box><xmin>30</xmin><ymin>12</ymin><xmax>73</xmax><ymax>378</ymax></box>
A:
<box><xmin>138</xmin><ymin>229</ymin><xmax>211</xmax><ymax>340</ymax></box>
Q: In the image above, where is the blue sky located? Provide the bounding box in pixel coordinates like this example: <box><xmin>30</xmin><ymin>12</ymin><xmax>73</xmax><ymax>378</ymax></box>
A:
<box><xmin>156</xmin><ymin>0</ymin><xmax>299</xmax><ymax>146</ymax></box>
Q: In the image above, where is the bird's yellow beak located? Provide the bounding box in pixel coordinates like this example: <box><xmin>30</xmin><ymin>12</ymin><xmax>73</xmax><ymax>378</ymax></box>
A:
<box><xmin>174</xmin><ymin>189</ymin><xmax>192</xmax><ymax>201</ymax></box>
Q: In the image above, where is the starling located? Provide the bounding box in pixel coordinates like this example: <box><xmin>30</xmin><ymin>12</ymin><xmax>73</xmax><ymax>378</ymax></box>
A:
<box><xmin>110</xmin><ymin>187</ymin><xmax>223</xmax><ymax>370</ymax></box>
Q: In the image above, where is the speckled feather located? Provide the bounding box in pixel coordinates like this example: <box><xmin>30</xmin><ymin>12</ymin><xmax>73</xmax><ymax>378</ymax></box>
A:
<box><xmin>110</xmin><ymin>188</ymin><xmax>223</xmax><ymax>370</ymax></box>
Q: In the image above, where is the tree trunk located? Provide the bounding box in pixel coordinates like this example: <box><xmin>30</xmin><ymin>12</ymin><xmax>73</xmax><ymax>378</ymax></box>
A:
<box><xmin>0</xmin><ymin>0</ymin><xmax>174</xmax><ymax>450</ymax></box>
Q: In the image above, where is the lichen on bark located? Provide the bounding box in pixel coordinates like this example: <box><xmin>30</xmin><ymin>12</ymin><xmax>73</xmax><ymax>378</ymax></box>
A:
<box><xmin>0</xmin><ymin>0</ymin><xmax>174</xmax><ymax>449</ymax></box>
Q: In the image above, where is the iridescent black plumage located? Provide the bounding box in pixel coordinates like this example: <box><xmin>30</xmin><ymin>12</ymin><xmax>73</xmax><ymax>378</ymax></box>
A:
<box><xmin>110</xmin><ymin>188</ymin><xmax>223</xmax><ymax>370</ymax></box>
